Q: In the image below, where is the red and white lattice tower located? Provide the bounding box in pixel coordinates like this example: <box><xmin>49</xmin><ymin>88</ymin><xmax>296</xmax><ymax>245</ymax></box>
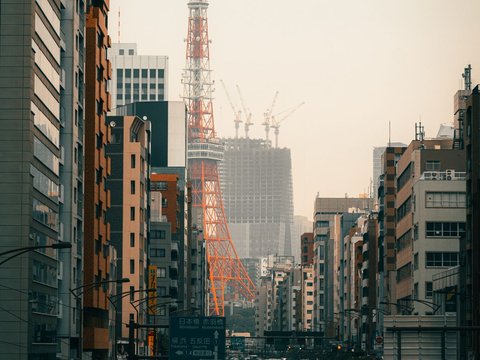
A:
<box><xmin>183</xmin><ymin>0</ymin><xmax>255</xmax><ymax>316</ymax></box>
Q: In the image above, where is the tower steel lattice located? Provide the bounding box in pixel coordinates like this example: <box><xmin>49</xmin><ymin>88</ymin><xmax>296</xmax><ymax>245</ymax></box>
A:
<box><xmin>183</xmin><ymin>0</ymin><xmax>255</xmax><ymax>316</ymax></box>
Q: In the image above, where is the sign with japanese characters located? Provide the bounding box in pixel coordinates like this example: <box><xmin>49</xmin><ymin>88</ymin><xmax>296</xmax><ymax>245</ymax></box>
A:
<box><xmin>169</xmin><ymin>316</ymin><xmax>226</xmax><ymax>360</ymax></box>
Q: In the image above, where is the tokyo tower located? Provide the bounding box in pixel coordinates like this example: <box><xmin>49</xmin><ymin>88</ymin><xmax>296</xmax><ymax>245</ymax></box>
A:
<box><xmin>183</xmin><ymin>0</ymin><xmax>255</xmax><ymax>316</ymax></box>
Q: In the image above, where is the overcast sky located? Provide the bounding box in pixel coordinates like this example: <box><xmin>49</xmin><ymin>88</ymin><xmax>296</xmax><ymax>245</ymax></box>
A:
<box><xmin>110</xmin><ymin>0</ymin><xmax>480</xmax><ymax>219</ymax></box>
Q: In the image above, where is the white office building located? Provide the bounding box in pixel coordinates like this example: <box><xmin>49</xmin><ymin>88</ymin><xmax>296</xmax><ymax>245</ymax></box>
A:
<box><xmin>109</xmin><ymin>43</ymin><xmax>168</xmax><ymax>109</ymax></box>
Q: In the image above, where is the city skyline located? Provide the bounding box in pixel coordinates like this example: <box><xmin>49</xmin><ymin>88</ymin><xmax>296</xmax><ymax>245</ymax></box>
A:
<box><xmin>110</xmin><ymin>0</ymin><xmax>480</xmax><ymax>219</ymax></box>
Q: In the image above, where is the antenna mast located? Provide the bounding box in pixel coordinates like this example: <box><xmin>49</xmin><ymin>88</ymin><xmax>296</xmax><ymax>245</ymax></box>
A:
<box><xmin>117</xmin><ymin>8</ymin><xmax>121</xmax><ymax>43</ymax></box>
<box><xmin>183</xmin><ymin>0</ymin><xmax>255</xmax><ymax>316</ymax></box>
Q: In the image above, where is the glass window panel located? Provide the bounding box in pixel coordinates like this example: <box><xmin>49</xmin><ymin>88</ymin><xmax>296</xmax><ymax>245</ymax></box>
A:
<box><xmin>34</xmin><ymin>75</ymin><xmax>60</xmax><ymax>120</ymax></box>
<box><xmin>32</xmin><ymin>198</ymin><xmax>58</xmax><ymax>231</ymax></box>
<box><xmin>31</xmin><ymin>165</ymin><xmax>59</xmax><ymax>202</ymax></box>
<box><xmin>32</xmin><ymin>40</ymin><xmax>60</xmax><ymax>92</ymax></box>
<box><xmin>34</xmin><ymin>137</ymin><xmax>59</xmax><ymax>175</ymax></box>
<box><xmin>31</xmin><ymin>102</ymin><xmax>59</xmax><ymax>148</ymax></box>
<box><xmin>34</xmin><ymin>13</ymin><xmax>60</xmax><ymax>64</ymax></box>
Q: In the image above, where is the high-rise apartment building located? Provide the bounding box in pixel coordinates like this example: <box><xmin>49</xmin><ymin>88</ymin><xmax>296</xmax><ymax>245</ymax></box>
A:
<box><xmin>376</xmin><ymin>145</ymin><xmax>406</xmax><ymax>321</ymax></box>
<box><xmin>109</xmin><ymin>43</ymin><xmax>168</xmax><ymax>109</ymax></box>
<box><xmin>0</xmin><ymin>0</ymin><xmax>65</xmax><ymax>358</ymax></box>
<box><xmin>58</xmin><ymin>0</ymin><xmax>86</xmax><ymax>358</ymax></box>
<box><xmin>219</xmin><ymin>137</ymin><xmax>294</xmax><ymax>258</ymax></box>
<box><xmin>300</xmin><ymin>233</ymin><xmax>314</xmax><ymax>266</ymax></box>
<box><xmin>105</xmin><ymin>115</ymin><xmax>150</xmax><ymax>348</ymax></box>
<box><xmin>461</xmin><ymin>85</ymin><xmax>480</xmax><ymax>359</ymax></box>
<box><xmin>394</xmin><ymin>138</ymin><xmax>465</xmax><ymax>316</ymax></box>
<box><xmin>83</xmin><ymin>0</ymin><xmax>112</xmax><ymax>358</ymax></box>
<box><xmin>312</xmin><ymin>197</ymin><xmax>371</xmax><ymax>335</ymax></box>
<box><xmin>373</xmin><ymin>143</ymin><xmax>406</xmax><ymax>205</ymax></box>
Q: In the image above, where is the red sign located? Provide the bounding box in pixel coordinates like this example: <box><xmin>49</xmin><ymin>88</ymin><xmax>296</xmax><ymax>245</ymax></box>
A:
<box><xmin>375</xmin><ymin>335</ymin><xmax>383</xmax><ymax>344</ymax></box>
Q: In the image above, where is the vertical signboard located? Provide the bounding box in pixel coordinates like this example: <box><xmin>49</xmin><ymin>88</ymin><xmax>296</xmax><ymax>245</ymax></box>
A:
<box><xmin>148</xmin><ymin>265</ymin><xmax>157</xmax><ymax>314</ymax></box>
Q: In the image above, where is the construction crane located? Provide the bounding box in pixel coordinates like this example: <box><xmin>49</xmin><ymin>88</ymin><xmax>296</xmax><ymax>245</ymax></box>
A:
<box><xmin>271</xmin><ymin>102</ymin><xmax>305</xmax><ymax>147</ymax></box>
<box><xmin>236</xmin><ymin>84</ymin><xmax>253</xmax><ymax>138</ymax></box>
<box><xmin>262</xmin><ymin>91</ymin><xmax>279</xmax><ymax>142</ymax></box>
<box><xmin>220</xmin><ymin>80</ymin><xmax>242</xmax><ymax>138</ymax></box>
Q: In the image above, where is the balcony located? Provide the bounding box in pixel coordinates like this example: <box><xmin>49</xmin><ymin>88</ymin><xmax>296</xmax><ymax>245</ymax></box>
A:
<box><xmin>421</xmin><ymin>170</ymin><xmax>466</xmax><ymax>181</ymax></box>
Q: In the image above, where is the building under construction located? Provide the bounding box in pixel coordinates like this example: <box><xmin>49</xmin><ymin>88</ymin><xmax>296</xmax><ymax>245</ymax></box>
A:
<box><xmin>219</xmin><ymin>137</ymin><xmax>294</xmax><ymax>259</ymax></box>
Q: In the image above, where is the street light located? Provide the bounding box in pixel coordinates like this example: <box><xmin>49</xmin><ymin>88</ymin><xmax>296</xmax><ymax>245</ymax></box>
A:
<box><xmin>130</xmin><ymin>296</ymin><xmax>182</xmax><ymax>357</ymax></box>
<box><xmin>107</xmin><ymin>288</ymin><xmax>155</xmax><ymax>360</ymax></box>
<box><xmin>0</xmin><ymin>243</ymin><xmax>72</xmax><ymax>266</ymax></box>
<box><xmin>69</xmin><ymin>278</ymin><xmax>130</xmax><ymax>360</ymax></box>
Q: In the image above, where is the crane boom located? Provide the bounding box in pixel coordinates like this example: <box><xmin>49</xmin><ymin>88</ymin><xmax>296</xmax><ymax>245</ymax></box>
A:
<box><xmin>236</xmin><ymin>85</ymin><xmax>253</xmax><ymax>138</ymax></box>
<box><xmin>271</xmin><ymin>102</ymin><xmax>305</xmax><ymax>147</ymax></box>
<box><xmin>220</xmin><ymin>80</ymin><xmax>242</xmax><ymax>138</ymax></box>
<box><xmin>262</xmin><ymin>91</ymin><xmax>279</xmax><ymax>141</ymax></box>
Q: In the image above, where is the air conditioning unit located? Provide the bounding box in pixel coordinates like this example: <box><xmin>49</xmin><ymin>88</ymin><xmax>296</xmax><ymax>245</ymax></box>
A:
<box><xmin>446</xmin><ymin>169</ymin><xmax>455</xmax><ymax>180</ymax></box>
<box><xmin>431</xmin><ymin>171</ymin><xmax>440</xmax><ymax>180</ymax></box>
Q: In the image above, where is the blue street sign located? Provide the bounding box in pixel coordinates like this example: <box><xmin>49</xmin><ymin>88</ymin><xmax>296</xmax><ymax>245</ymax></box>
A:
<box><xmin>169</xmin><ymin>316</ymin><xmax>226</xmax><ymax>360</ymax></box>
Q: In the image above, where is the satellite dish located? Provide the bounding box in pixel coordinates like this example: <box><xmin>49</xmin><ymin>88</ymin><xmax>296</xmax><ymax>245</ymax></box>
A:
<box><xmin>109</xmin><ymin>121</ymin><xmax>116</xmax><ymax>128</ymax></box>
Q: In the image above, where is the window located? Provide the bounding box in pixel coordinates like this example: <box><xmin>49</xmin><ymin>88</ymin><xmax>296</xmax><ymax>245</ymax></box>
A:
<box><xmin>141</xmin><ymin>69</ymin><xmax>147</xmax><ymax>78</ymax></box>
<box><xmin>130</xmin><ymin>259</ymin><xmax>135</xmax><ymax>274</ymax></box>
<box><xmin>414</xmin><ymin>283</ymin><xmax>418</xmax><ymax>299</ymax></box>
<box><xmin>125</xmin><ymin>69</ymin><xmax>131</xmax><ymax>78</ymax></box>
<box><xmin>397</xmin><ymin>229</ymin><xmax>412</xmax><ymax>251</ymax></box>
<box><xmin>130</xmin><ymin>233</ymin><xmax>135</xmax><ymax>247</ymax></box>
<box><xmin>426</xmin><ymin>222</ymin><xmax>466</xmax><ymax>237</ymax></box>
<box><xmin>425</xmin><ymin>160</ymin><xmax>441</xmax><ymax>171</ymax></box>
<box><xmin>426</xmin><ymin>192</ymin><xmax>466</xmax><ymax>208</ymax></box>
<box><xmin>315</xmin><ymin>234</ymin><xmax>327</xmax><ymax>241</ymax></box>
<box><xmin>128</xmin><ymin>49</ymin><xmax>134</xmax><ymax>55</ymax></box>
<box><xmin>150</xmin><ymin>230</ymin><xmax>166</xmax><ymax>239</ymax></box>
<box><xmin>151</xmin><ymin>181</ymin><xmax>168</xmax><ymax>190</ymax></box>
<box><xmin>130</xmin><ymin>180</ymin><xmax>136</xmax><ymax>195</ymax></box>
<box><xmin>157</xmin><ymin>267</ymin><xmax>167</xmax><ymax>278</ymax></box>
<box><xmin>397</xmin><ymin>196</ymin><xmax>412</xmax><ymax>221</ymax></box>
<box><xmin>316</xmin><ymin>220</ymin><xmax>329</xmax><ymax>228</ymax></box>
<box><xmin>157</xmin><ymin>69</ymin><xmax>164</xmax><ymax>78</ymax></box>
<box><xmin>130</xmin><ymin>286</ymin><xmax>135</xmax><ymax>301</ymax></box>
<box><xmin>414</xmin><ymin>253</ymin><xmax>418</xmax><ymax>270</ymax></box>
<box><xmin>150</xmin><ymin>248</ymin><xmax>166</xmax><ymax>257</ymax></box>
<box><xmin>119</xmin><ymin>49</ymin><xmax>125</xmax><ymax>55</ymax></box>
<box><xmin>397</xmin><ymin>162</ymin><xmax>412</xmax><ymax>191</ymax></box>
<box><xmin>425</xmin><ymin>282</ymin><xmax>433</xmax><ymax>298</ymax></box>
<box><xmin>131</xmin><ymin>154</ymin><xmax>136</xmax><ymax>168</ymax></box>
<box><xmin>426</xmin><ymin>252</ymin><xmax>459</xmax><ymax>267</ymax></box>
<box><xmin>318</xmin><ymin>245</ymin><xmax>325</xmax><ymax>260</ymax></box>
<box><xmin>158</xmin><ymin>287</ymin><xmax>166</xmax><ymax>296</ymax></box>
<box><xmin>150</xmin><ymin>69</ymin><xmax>156</xmax><ymax>78</ymax></box>
<box><xmin>130</xmin><ymin>207</ymin><xmax>135</xmax><ymax>221</ymax></box>
<box><xmin>319</xmin><ymin>263</ymin><xmax>325</xmax><ymax>275</ymax></box>
<box><xmin>397</xmin><ymin>263</ymin><xmax>412</xmax><ymax>282</ymax></box>
<box><xmin>133</xmin><ymin>69</ymin><xmax>139</xmax><ymax>78</ymax></box>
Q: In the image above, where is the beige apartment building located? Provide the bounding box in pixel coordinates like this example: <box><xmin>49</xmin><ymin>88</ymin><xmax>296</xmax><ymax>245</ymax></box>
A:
<box><xmin>395</xmin><ymin>138</ymin><xmax>465</xmax><ymax>313</ymax></box>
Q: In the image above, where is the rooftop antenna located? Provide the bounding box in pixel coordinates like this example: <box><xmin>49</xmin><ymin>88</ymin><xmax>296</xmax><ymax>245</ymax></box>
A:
<box><xmin>117</xmin><ymin>8</ymin><xmax>121</xmax><ymax>43</ymax></box>
<box><xmin>415</xmin><ymin>122</ymin><xmax>425</xmax><ymax>142</ymax></box>
<box><xmin>388</xmin><ymin>121</ymin><xmax>391</xmax><ymax>147</ymax></box>
<box><xmin>463</xmin><ymin>64</ymin><xmax>472</xmax><ymax>90</ymax></box>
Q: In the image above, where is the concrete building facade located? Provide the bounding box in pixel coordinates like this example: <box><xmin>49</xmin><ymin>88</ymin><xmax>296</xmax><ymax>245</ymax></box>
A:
<box><xmin>83</xmin><ymin>0</ymin><xmax>112</xmax><ymax>357</ymax></box>
<box><xmin>58</xmin><ymin>0</ymin><xmax>86</xmax><ymax>358</ymax></box>
<box><xmin>312</xmin><ymin>197</ymin><xmax>371</xmax><ymax>335</ymax></box>
<box><xmin>394</xmin><ymin>139</ymin><xmax>465</xmax><ymax>316</ymax></box>
<box><xmin>106</xmin><ymin>115</ymin><xmax>151</xmax><ymax>348</ymax></box>
<box><xmin>0</xmin><ymin>0</ymin><xmax>64</xmax><ymax>358</ymax></box>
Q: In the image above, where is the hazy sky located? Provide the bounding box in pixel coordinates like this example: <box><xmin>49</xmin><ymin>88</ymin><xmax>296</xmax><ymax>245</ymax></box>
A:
<box><xmin>110</xmin><ymin>0</ymin><xmax>480</xmax><ymax>219</ymax></box>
